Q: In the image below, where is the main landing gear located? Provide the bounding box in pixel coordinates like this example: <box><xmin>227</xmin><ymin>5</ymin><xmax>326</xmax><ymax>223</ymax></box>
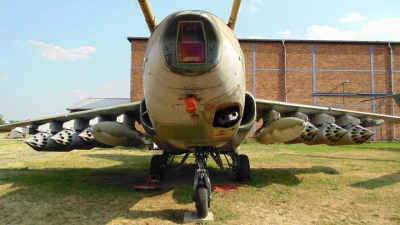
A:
<box><xmin>149</xmin><ymin>148</ymin><xmax>251</xmax><ymax>219</ymax></box>
<box><xmin>150</xmin><ymin>155</ymin><xmax>165</xmax><ymax>176</ymax></box>
<box><xmin>236</xmin><ymin>154</ymin><xmax>251</xmax><ymax>182</ymax></box>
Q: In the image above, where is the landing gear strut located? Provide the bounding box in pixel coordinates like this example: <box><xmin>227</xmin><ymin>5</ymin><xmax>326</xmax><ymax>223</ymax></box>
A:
<box><xmin>236</xmin><ymin>154</ymin><xmax>251</xmax><ymax>182</ymax></box>
<box><xmin>149</xmin><ymin>148</ymin><xmax>250</xmax><ymax>219</ymax></box>
<box><xmin>150</xmin><ymin>155</ymin><xmax>165</xmax><ymax>176</ymax></box>
<box><xmin>150</xmin><ymin>152</ymin><xmax>191</xmax><ymax>176</ymax></box>
<box><xmin>193</xmin><ymin>148</ymin><xmax>212</xmax><ymax>219</ymax></box>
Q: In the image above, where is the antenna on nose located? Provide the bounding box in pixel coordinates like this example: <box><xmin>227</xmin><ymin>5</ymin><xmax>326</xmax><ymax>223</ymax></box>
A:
<box><xmin>138</xmin><ymin>0</ymin><xmax>157</xmax><ymax>33</ymax></box>
<box><xmin>228</xmin><ymin>0</ymin><xmax>241</xmax><ymax>31</ymax></box>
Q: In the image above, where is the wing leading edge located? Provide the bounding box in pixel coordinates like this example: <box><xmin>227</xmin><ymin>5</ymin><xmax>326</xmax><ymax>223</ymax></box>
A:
<box><xmin>254</xmin><ymin>99</ymin><xmax>400</xmax><ymax>146</ymax></box>
<box><xmin>0</xmin><ymin>101</ymin><xmax>144</xmax><ymax>151</ymax></box>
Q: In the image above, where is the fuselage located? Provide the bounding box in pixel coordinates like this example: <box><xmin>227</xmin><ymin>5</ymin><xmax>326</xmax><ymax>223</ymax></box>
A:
<box><xmin>143</xmin><ymin>10</ymin><xmax>247</xmax><ymax>150</ymax></box>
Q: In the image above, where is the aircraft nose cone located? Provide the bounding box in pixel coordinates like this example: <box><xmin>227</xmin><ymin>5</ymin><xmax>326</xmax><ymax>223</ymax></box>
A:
<box><xmin>160</xmin><ymin>10</ymin><xmax>222</xmax><ymax>76</ymax></box>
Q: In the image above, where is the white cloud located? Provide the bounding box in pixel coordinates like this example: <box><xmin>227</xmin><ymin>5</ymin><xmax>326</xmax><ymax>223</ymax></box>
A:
<box><xmin>1</xmin><ymin>75</ymin><xmax>11</xmax><ymax>81</ymax></box>
<box><xmin>306</xmin><ymin>17</ymin><xmax>400</xmax><ymax>41</ymax></box>
<box><xmin>339</xmin><ymin>13</ymin><xmax>367</xmax><ymax>23</ymax></box>
<box><xmin>360</xmin><ymin>17</ymin><xmax>400</xmax><ymax>40</ymax></box>
<box><xmin>277</xmin><ymin>29</ymin><xmax>291</xmax><ymax>36</ymax></box>
<box><xmin>241</xmin><ymin>0</ymin><xmax>262</xmax><ymax>13</ymax></box>
<box><xmin>247</xmin><ymin>35</ymin><xmax>264</xmax><ymax>39</ymax></box>
<box><xmin>306</xmin><ymin>25</ymin><xmax>358</xmax><ymax>40</ymax></box>
<box><xmin>28</xmin><ymin>40</ymin><xmax>96</xmax><ymax>61</ymax></box>
<box><xmin>13</xmin><ymin>39</ymin><xmax>25</xmax><ymax>45</ymax></box>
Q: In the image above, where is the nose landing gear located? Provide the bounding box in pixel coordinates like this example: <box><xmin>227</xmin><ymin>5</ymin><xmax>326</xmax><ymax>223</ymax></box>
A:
<box><xmin>193</xmin><ymin>148</ymin><xmax>212</xmax><ymax>219</ymax></box>
<box><xmin>149</xmin><ymin>147</ymin><xmax>251</xmax><ymax>219</ymax></box>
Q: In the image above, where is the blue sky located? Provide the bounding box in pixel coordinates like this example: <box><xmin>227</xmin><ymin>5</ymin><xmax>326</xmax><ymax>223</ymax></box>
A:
<box><xmin>1</xmin><ymin>0</ymin><xmax>399</xmax><ymax>120</ymax></box>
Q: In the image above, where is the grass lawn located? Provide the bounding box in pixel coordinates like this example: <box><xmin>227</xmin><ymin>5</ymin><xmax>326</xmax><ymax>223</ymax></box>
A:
<box><xmin>0</xmin><ymin>138</ymin><xmax>399</xmax><ymax>224</ymax></box>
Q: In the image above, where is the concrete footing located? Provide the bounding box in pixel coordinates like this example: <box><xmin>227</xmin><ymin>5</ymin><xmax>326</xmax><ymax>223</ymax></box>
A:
<box><xmin>183</xmin><ymin>211</ymin><xmax>214</xmax><ymax>223</ymax></box>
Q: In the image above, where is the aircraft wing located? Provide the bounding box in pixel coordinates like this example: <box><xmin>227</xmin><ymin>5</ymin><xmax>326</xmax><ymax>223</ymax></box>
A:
<box><xmin>0</xmin><ymin>101</ymin><xmax>142</xmax><ymax>132</ymax></box>
<box><xmin>0</xmin><ymin>102</ymin><xmax>143</xmax><ymax>151</ymax></box>
<box><xmin>253</xmin><ymin>99</ymin><xmax>400</xmax><ymax>145</ymax></box>
<box><xmin>256</xmin><ymin>99</ymin><xmax>400</xmax><ymax>124</ymax></box>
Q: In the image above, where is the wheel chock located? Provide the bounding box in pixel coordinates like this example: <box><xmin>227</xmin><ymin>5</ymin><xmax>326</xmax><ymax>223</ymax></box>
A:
<box><xmin>212</xmin><ymin>184</ymin><xmax>238</xmax><ymax>192</ymax></box>
<box><xmin>134</xmin><ymin>174</ymin><xmax>161</xmax><ymax>190</ymax></box>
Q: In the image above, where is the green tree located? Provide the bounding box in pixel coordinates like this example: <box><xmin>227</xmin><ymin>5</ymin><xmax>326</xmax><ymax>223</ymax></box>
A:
<box><xmin>0</xmin><ymin>114</ymin><xmax>4</xmax><ymax>125</ymax></box>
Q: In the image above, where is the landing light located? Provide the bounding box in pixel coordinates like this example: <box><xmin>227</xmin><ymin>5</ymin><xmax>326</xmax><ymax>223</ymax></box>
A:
<box><xmin>177</xmin><ymin>21</ymin><xmax>206</xmax><ymax>64</ymax></box>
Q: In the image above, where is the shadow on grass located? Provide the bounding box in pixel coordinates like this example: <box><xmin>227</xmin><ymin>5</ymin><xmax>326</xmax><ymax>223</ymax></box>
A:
<box><xmin>350</xmin><ymin>171</ymin><xmax>400</xmax><ymax>190</ymax></box>
<box><xmin>125</xmin><ymin>209</ymin><xmax>188</xmax><ymax>223</ymax></box>
<box><xmin>0</xmin><ymin>153</ymin><xmax>194</xmax><ymax>224</ymax></box>
<box><xmin>0</xmin><ymin>153</ymin><xmax>339</xmax><ymax>224</ymax></box>
<box><xmin>249</xmin><ymin>166</ymin><xmax>339</xmax><ymax>187</ymax></box>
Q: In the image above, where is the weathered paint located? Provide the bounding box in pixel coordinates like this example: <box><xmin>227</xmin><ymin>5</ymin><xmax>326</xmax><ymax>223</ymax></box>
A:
<box><xmin>143</xmin><ymin>10</ymin><xmax>247</xmax><ymax>150</ymax></box>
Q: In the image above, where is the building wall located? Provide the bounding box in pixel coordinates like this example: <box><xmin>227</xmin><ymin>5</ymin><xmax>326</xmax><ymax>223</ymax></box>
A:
<box><xmin>131</xmin><ymin>40</ymin><xmax>147</xmax><ymax>102</ymax></box>
<box><xmin>129</xmin><ymin>38</ymin><xmax>400</xmax><ymax>141</ymax></box>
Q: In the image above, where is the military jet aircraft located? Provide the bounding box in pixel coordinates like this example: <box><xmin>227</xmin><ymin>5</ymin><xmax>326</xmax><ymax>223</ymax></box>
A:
<box><xmin>1</xmin><ymin>0</ymin><xmax>400</xmax><ymax>219</ymax></box>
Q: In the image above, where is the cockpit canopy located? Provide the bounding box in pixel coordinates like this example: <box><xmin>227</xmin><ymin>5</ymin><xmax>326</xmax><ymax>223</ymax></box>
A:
<box><xmin>160</xmin><ymin>10</ymin><xmax>223</xmax><ymax>75</ymax></box>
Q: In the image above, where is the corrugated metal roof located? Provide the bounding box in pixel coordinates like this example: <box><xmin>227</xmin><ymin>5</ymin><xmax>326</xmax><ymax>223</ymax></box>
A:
<box><xmin>67</xmin><ymin>98</ymin><xmax>131</xmax><ymax>111</ymax></box>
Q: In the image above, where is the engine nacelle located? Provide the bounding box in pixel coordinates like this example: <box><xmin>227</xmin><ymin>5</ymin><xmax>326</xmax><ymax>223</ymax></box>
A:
<box><xmin>306</xmin><ymin>123</ymin><xmax>347</xmax><ymax>145</ymax></box>
<box><xmin>218</xmin><ymin>92</ymin><xmax>256</xmax><ymax>151</ymax></box>
<box><xmin>328</xmin><ymin>125</ymin><xmax>374</xmax><ymax>145</ymax></box>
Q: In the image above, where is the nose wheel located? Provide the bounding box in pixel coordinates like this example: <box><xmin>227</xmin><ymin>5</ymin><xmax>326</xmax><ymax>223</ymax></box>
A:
<box><xmin>194</xmin><ymin>185</ymin><xmax>209</xmax><ymax>218</ymax></box>
<box><xmin>193</xmin><ymin>148</ymin><xmax>212</xmax><ymax>219</ymax></box>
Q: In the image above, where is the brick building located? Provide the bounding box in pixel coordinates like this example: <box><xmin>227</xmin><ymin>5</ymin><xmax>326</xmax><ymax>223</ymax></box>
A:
<box><xmin>128</xmin><ymin>37</ymin><xmax>400</xmax><ymax>141</ymax></box>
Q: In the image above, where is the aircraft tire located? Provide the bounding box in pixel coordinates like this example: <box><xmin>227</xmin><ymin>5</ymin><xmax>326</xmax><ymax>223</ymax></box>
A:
<box><xmin>150</xmin><ymin>155</ymin><xmax>164</xmax><ymax>176</ymax></box>
<box><xmin>195</xmin><ymin>185</ymin><xmax>208</xmax><ymax>219</ymax></box>
<box><xmin>236</xmin><ymin>154</ymin><xmax>251</xmax><ymax>181</ymax></box>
